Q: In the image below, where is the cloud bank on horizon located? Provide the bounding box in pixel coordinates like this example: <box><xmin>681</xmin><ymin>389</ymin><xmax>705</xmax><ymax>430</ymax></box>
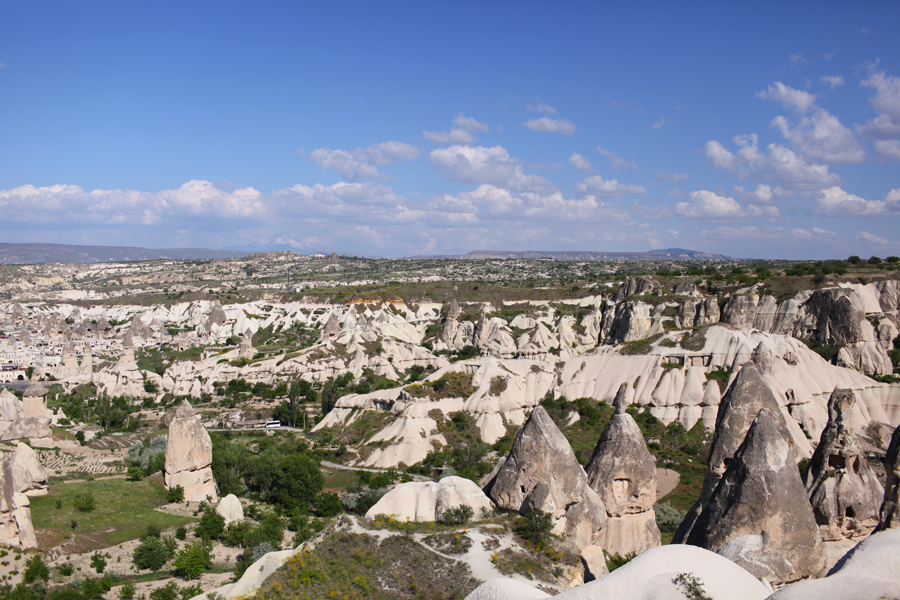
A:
<box><xmin>0</xmin><ymin>3</ymin><xmax>898</xmax><ymax>259</ymax></box>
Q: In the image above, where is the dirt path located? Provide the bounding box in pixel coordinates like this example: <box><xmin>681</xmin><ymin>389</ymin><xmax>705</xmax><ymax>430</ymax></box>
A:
<box><xmin>656</xmin><ymin>468</ymin><xmax>681</xmax><ymax>500</ymax></box>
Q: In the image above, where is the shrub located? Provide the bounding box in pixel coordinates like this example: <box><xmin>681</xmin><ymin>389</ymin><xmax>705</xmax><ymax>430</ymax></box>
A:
<box><xmin>440</xmin><ymin>505</ymin><xmax>474</xmax><ymax>525</ymax></box>
<box><xmin>673</xmin><ymin>572</ymin><xmax>711</xmax><ymax>600</ymax></box>
<box><xmin>605</xmin><ymin>550</ymin><xmax>636</xmax><ymax>572</ymax></box>
<box><xmin>118</xmin><ymin>580</ymin><xmax>136</xmax><ymax>600</ymax></box>
<box><xmin>149</xmin><ymin>581</ymin><xmax>179</xmax><ymax>600</ymax></box>
<box><xmin>23</xmin><ymin>555</ymin><xmax>49</xmax><ymax>583</ymax></box>
<box><xmin>137</xmin><ymin>526</ymin><xmax>158</xmax><ymax>541</ymax></box>
<box><xmin>195</xmin><ymin>508</ymin><xmax>225</xmax><ymax>540</ymax></box>
<box><xmin>90</xmin><ymin>552</ymin><xmax>107</xmax><ymax>573</ymax></box>
<box><xmin>488</xmin><ymin>376</ymin><xmax>508</xmax><ymax>396</ymax></box>
<box><xmin>316</xmin><ymin>492</ymin><xmax>342</xmax><ymax>517</ymax></box>
<box><xmin>167</xmin><ymin>485</ymin><xmax>185</xmax><ymax>503</ymax></box>
<box><xmin>57</xmin><ymin>562</ymin><xmax>74</xmax><ymax>577</ymax></box>
<box><xmin>175</xmin><ymin>525</ymin><xmax>187</xmax><ymax>540</ymax></box>
<box><xmin>654</xmin><ymin>501</ymin><xmax>687</xmax><ymax>531</ymax></box>
<box><xmin>133</xmin><ymin>535</ymin><xmax>177</xmax><ymax>571</ymax></box>
<box><xmin>73</xmin><ymin>492</ymin><xmax>96</xmax><ymax>512</ymax></box>
<box><xmin>172</xmin><ymin>541</ymin><xmax>212</xmax><ymax>580</ymax></box>
<box><xmin>514</xmin><ymin>510</ymin><xmax>553</xmax><ymax>547</ymax></box>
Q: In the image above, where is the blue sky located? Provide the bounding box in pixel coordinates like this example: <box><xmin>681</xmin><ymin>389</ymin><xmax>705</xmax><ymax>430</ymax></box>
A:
<box><xmin>1</xmin><ymin>2</ymin><xmax>899</xmax><ymax>259</ymax></box>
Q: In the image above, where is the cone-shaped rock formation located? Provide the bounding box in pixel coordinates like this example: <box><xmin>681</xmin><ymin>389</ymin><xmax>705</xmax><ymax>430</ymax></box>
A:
<box><xmin>484</xmin><ymin>405</ymin><xmax>607</xmax><ymax>549</ymax></box>
<box><xmin>585</xmin><ymin>383</ymin><xmax>660</xmax><ymax>556</ymax></box>
<box><xmin>674</xmin><ymin>359</ymin><xmax>785</xmax><ymax>543</ymax></box>
<box><xmin>687</xmin><ymin>407</ymin><xmax>823</xmax><ymax>584</ymax></box>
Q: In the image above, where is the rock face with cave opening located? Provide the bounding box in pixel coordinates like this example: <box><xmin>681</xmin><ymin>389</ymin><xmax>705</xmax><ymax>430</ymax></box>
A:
<box><xmin>484</xmin><ymin>405</ymin><xmax>607</xmax><ymax>550</ymax></box>
<box><xmin>686</xmin><ymin>407</ymin><xmax>823</xmax><ymax>584</ymax></box>
<box><xmin>806</xmin><ymin>388</ymin><xmax>883</xmax><ymax>542</ymax></box>
<box><xmin>876</xmin><ymin>423</ymin><xmax>900</xmax><ymax>531</ymax></box>
<box><xmin>164</xmin><ymin>400</ymin><xmax>217</xmax><ymax>502</ymax></box>
<box><xmin>584</xmin><ymin>383</ymin><xmax>660</xmax><ymax>557</ymax></box>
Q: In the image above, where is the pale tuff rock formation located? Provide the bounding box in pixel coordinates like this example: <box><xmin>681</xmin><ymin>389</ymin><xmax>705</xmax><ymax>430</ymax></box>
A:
<box><xmin>612</xmin><ymin>277</ymin><xmax>656</xmax><ymax>303</ymax></box>
<box><xmin>238</xmin><ymin>328</ymin><xmax>254</xmax><ymax>359</ymax></box>
<box><xmin>584</xmin><ymin>384</ymin><xmax>661</xmax><ymax>557</ymax></box>
<box><xmin>0</xmin><ymin>458</ymin><xmax>38</xmax><ymax>549</ymax></box>
<box><xmin>216</xmin><ymin>494</ymin><xmax>244</xmax><ymax>525</ymax></box>
<box><xmin>674</xmin><ymin>360</ymin><xmax>787</xmax><ymax>543</ymax></box>
<box><xmin>463</xmin><ymin>578</ymin><xmax>552</xmax><ymax>600</ymax></box>
<box><xmin>0</xmin><ymin>389</ymin><xmax>23</xmax><ymax>434</ymax></box>
<box><xmin>0</xmin><ymin>382</ymin><xmax>53</xmax><ymax>447</ymax></box>
<box><xmin>473</xmin><ymin>315</ymin><xmax>517</xmax><ymax>357</ymax></box>
<box><xmin>876</xmin><ymin>423</ymin><xmax>900</xmax><ymax>531</ymax></box>
<box><xmin>686</xmin><ymin>408</ymin><xmax>823</xmax><ymax>584</ymax></box>
<box><xmin>484</xmin><ymin>406</ymin><xmax>607</xmax><ymax>549</ymax></box>
<box><xmin>806</xmin><ymin>388</ymin><xmax>884</xmax><ymax>541</ymax></box>
<box><xmin>164</xmin><ymin>400</ymin><xmax>217</xmax><ymax>502</ymax></box>
<box><xmin>11</xmin><ymin>443</ymin><xmax>48</xmax><ymax>496</ymax></box>
<box><xmin>766</xmin><ymin>528</ymin><xmax>900</xmax><ymax>600</ymax></box>
<box><xmin>466</xmin><ymin>544</ymin><xmax>772</xmax><ymax>600</ymax></box>
<box><xmin>364</xmin><ymin>476</ymin><xmax>493</xmax><ymax>522</ymax></box>
<box><xmin>441</xmin><ymin>299</ymin><xmax>475</xmax><ymax>351</ymax></box>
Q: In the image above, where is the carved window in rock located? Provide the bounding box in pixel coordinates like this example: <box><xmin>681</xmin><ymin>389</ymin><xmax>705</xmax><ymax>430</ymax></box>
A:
<box><xmin>828</xmin><ymin>454</ymin><xmax>847</xmax><ymax>470</ymax></box>
<box><xmin>613</xmin><ymin>478</ymin><xmax>633</xmax><ymax>499</ymax></box>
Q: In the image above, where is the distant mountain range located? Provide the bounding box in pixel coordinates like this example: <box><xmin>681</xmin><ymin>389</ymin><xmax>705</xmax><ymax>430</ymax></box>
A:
<box><xmin>0</xmin><ymin>243</ymin><xmax>245</xmax><ymax>264</ymax></box>
<box><xmin>232</xmin><ymin>234</ymin><xmax>327</xmax><ymax>255</ymax></box>
<box><xmin>0</xmin><ymin>241</ymin><xmax>732</xmax><ymax>265</ymax></box>
<box><xmin>406</xmin><ymin>248</ymin><xmax>733</xmax><ymax>261</ymax></box>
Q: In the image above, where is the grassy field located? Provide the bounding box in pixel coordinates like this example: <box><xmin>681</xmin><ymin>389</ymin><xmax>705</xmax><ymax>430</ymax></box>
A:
<box><xmin>31</xmin><ymin>474</ymin><xmax>195</xmax><ymax>554</ymax></box>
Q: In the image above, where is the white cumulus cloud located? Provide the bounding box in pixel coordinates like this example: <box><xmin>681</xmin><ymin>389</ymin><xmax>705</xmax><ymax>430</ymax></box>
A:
<box><xmin>524</xmin><ymin>116</ymin><xmax>576</xmax><ymax>135</ymax></box>
<box><xmin>423</xmin><ymin>114</ymin><xmax>489</xmax><ymax>145</ymax></box>
<box><xmin>857</xmin><ymin>68</ymin><xmax>900</xmax><ymax>140</ymax></box>
<box><xmin>771</xmin><ymin>108</ymin><xmax>864</xmax><ymax>164</ymax></box>
<box><xmin>703</xmin><ymin>134</ymin><xmax>840</xmax><ymax>190</ymax></box>
<box><xmin>308</xmin><ymin>141</ymin><xmax>420</xmax><ymax>181</ymax></box>
<box><xmin>757</xmin><ymin>82</ymin><xmax>817</xmax><ymax>113</ymax></box>
<box><xmin>429</xmin><ymin>145</ymin><xmax>552</xmax><ymax>192</ymax></box>
<box><xmin>820</xmin><ymin>75</ymin><xmax>845</xmax><ymax>90</ymax></box>
<box><xmin>568</xmin><ymin>152</ymin><xmax>594</xmax><ymax>173</ymax></box>
<box><xmin>674</xmin><ymin>190</ymin><xmax>780</xmax><ymax>219</ymax></box>
<box><xmin>813</xmin><ymin>185</ymin><xmax>900</xmax><ymax>216</ymax></box>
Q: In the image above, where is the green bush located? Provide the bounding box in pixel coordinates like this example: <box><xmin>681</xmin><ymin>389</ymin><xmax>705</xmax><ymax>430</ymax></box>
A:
<box><xmin>57</xmin><ymin>562</ymin><xmax>74</xmax><ymax>577</ymax></box>
<box><xmin>514</xmin><ymin>510</ymin><xmax>553</xmax><ymax>547</ymax></box>
<box><xmin>316</xmin><ymin>492</ymin><xmax>342</xmax><ymax>517</ymax></box>
<box><xmin>73</xmin><ymin>492</ymin><xmax>96</xmax><ymax>512</ymax></box>
<box><xmin>149</xmin><ymin>581</ymin><xmax>179</xmax><ymax>600</ymax></box>
<box><xmin>118</xmin><ymin>580</ymin><xmax>136</xmax><ymax>600</ymax></box>
<box><xmin>654</xmin><ymin>501</ymin><xmax>687</xmax><ymax>531</ymax></box>
<box><xmin>440</xmin><ymin>505</ymin><xmax>473</xmax><ymax>525</ymax></box>
<box><xmin>167</xmin><ymin>485</ymin><xmax>185</xmax><ymax>503</ymax></box>
<box><xmin>175</xmin><ymin>525</ymin><xmax>187</xmax><ymax>540</ymax></box>
<box><xmin>90</xmin><ymin>552</ymin><xmax>107</xmax><ymax>574</ymax></box>
<box><xmin>195</xmin><ymin>508</ymin><xmax>225</xmax><ymax>540</ymax></box>
<box><xmin>172</xmin><ymin>541</ymin><xmax>212</xmax><ymax>580</ymax></box>
<box><xmin>133</xmin><ymin>535</ymin><xmax>177</xmax><ymax>571</ymax></box>
<box><xmin>23</xmin><ymin>555</ymin><xmax>49</xmax><ymax>583</ymax></box>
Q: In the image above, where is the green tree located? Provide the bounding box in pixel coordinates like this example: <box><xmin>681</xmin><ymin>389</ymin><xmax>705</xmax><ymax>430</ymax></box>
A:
<box><xmin>23</xmin><ymin>555</ymin><xmax>49</xmax><ymax>583</ymax></box>
<box><xmin>133</xmin><ymin>535</ymin><xmax>177</xmax><ymax>571</ymax></box>
<box><xmin>195</xmin><ymin>508</ymin><xmax>225</xmax><ymax>540</ymax></box>
<box><xmin>172</xmin><ymin>541</ymin><xmax>212</xmax><ymax>580</ymax></box>
<box><xmin>515</xmin><ymin>510</ymin><xmax>553</xmax><ymax>547</ymax></box>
